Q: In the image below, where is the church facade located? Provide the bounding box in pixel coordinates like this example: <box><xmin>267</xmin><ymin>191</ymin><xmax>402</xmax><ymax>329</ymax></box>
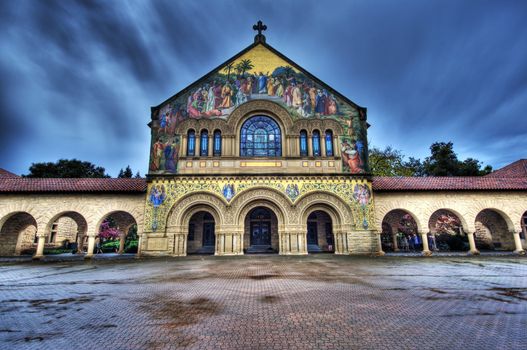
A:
<box><xmin>0</xmin><ymin>25</ymin><xmax>526</xmax><ymax>258</ymax></box>
<box><xmin>144</xmin><ymin>27</ymin><xmax>375</xmax><ymax>256</ymax></box>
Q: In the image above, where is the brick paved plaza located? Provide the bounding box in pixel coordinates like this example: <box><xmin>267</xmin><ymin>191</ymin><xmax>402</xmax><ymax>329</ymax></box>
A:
<box><xmin>0</xmin><ymin>255</ymin><xmax>525</xmax><ymax>349</ymax></box>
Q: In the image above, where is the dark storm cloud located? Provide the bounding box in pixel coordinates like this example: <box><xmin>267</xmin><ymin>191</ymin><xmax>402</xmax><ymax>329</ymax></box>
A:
<box><xmin>0</xmin><ymin>0</ymin><xmax>525</xmax><ymax>176</ymax></box>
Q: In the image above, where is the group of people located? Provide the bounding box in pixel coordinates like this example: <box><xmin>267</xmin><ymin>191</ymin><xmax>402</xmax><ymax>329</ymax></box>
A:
<box><xmin>181</xmin><ymin>71</ymin><xmax>341</xmax><ymax>120</ymax></box>
<box><xmin>396</xmin><ymin>232</ymin><xmax>438</xmax><ymax>252</ymax></box>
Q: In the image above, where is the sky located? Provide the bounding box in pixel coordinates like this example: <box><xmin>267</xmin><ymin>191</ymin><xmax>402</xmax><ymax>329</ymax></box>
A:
<box><xmin>0</xmin><ymin>0</ymin><xmax>526</xmax><ymax>177</ymax></box>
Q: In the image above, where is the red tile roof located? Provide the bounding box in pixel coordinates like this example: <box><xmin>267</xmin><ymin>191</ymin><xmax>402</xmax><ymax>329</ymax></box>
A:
<box><xmin>0</xmin><ymin>168</ymin><xmax>20</xmax><ymax>178</ymax></box>
<box><xmin>0</xmin><ymin>178</ymin><xmax>147</xmax><ymax>193</ymax></box>
<box><xmin>485</xmin><ymin>159</ymin><xmax>527</xmax><ymax>178</ymax></box>
<box><xmin>372</xmin><ymin>176</ymin><xmax>527</xmax><ymax>191</ymax></box>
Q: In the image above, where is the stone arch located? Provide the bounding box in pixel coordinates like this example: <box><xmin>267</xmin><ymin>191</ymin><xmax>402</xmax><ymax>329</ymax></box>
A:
<box><xmin>0</xmin><ymin>212</ymin><xmax>38</xmax><ymax>256</ymax></box>
<box><xmin>230</xmin><ymin>187</ymin><xmax>290</xmax><ymax>226</ymax></box>
<box><xmin>227</xmin><ymin>100</ymin><xmax>294</xmax><ymax>135</ymax></box>
<box><xmin>44</xmin><ymin>211</ymin><xmax>88</xmax><ymax>253</ymax></box>
<box><xmin>167</xmin><ymin>191</ymin><xmax>226</xmax><ymax>228</ymax></box>
<box><xmin>295</xmin><ymin>191</ymin><xmax>352</xmax><ymax>226</ymax></box>
<box><xmin>381</xmin><ymin>209</ymin><xmax>420</xmax><ymax>252</ymax></box>
<box><xmin>175</xmin><ymin>117</ymin><xmax>231</xmax><ymax>135</ymax></box>
<box><xmin>291</xmin><ymin>118</ymin><xmax>343</xmax><ymax>135</ymax></box>
<box><xmin>474</xmin><ymin>209</ymin><xmax>515</xmax><ymax>251</ymax></box>
<box><xmin>96</xmin><ymin>210</ymin><xmax>140</xmax><ymax>254</ymax></box>
<box><xmin>428</xmin><ymin>209</ymin><xmax>468</xmax><ymax>252</ymax></box>
<box><xmin>302</xmin><ymin>206</ymin><xmax>339</xmax><ymax>253</ymax></box>
<box><xmin>374</xmin><ymin>202</ymin><xmax>425</xmax><ymax>234</ymax></box>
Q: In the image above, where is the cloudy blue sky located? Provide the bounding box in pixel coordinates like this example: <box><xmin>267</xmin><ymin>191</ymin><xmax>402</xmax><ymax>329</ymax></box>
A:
<box><xmin>0</xmin><ymin>0</ymin><xmax>525</xmax><ymax>176</ymax></box>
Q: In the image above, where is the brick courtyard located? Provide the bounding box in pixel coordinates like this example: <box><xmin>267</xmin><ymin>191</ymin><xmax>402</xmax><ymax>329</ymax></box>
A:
<box><xmin>0</xmin><ymin>255</ymin><xmax>525</xmax><ymax>349</ymax></box>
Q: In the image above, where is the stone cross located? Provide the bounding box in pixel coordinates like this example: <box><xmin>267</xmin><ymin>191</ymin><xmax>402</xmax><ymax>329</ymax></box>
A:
<box><xmin>253</xmin><ymin>20</ymin><xmax>267</xmax><ymax>43</ymax></box>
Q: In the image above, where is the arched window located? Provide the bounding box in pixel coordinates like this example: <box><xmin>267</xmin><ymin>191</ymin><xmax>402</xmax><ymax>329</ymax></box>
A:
<box><xmin>325</xmin><ymin>130</ymin><xmax>334</xmax><ymax>157</ymax></box>
<box><xmin>200</xmin><ymin>130</ymin><xmax>209</xmax><ymax>156</ymax></box>
<box><xmin>213</xmin><ymin>130</ymin><xmax>222</xmax><ymax>157</ymax></box>
<box><xmin>240</xmin><ymin>115</ymin><xmax>281</xmax><ymax>157</ymax></box>
<box><xmin>187</xmin><ymin>129</ymin><xmax>195</xmax><ymax>156</ymax></box>
<box><xmin>312</xmin><ymin>130</ymin><xmax>321</xmax><ymax>157</ymax></box>
<box><xmin>299</xmin><ymin>130</ymin><xmax>308</xmax><ymax>157</ymax></box>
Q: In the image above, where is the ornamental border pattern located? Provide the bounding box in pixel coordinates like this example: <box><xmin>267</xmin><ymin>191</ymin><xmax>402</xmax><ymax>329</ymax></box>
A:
<box><xmin>144</xmin><ymin>176</ymin><xmax>374</xmax><ymax>233</ymax></box>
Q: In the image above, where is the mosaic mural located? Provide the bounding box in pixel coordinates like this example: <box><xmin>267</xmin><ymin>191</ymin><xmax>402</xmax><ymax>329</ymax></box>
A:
<box><xmin>144</xmin><ymin>176</ymin><xmax>375</xmax><ymax>233</ymax></box>
<box><xmin>149</xmin><ymin>44</ymin><xmax>368</xmax><ymax>174</ymax></box>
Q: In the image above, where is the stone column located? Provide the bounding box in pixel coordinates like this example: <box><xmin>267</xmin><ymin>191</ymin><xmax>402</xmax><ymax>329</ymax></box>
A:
<box><xmin>136</xmin><ymin>233</ymin><xmax>144</xmax><ymax>258</ymax></box>
<box><xmin>421</xmin><ymin>232</ymin><xmax>432</xmax><ymax>256</ymax></box>
<box><xmin>181</xmin><ymin>135</ymin><xmax>187</xmax><ymax>156</ymax></box>
<box><xmin>392</xmin><ymin>233</ymin><xmax>399</xmax><ymax>252</ymax></box>
<box><xmin>215</xmin><ymin>231</ymin><xmax>243</xmax><ymax>256</ymax></box>
<box><xmin>334</xmin><ymin>136</ymin><xmax>340</xmax><ymax>157</ymax></box>
<box><xmin>321</xmin><ymin>136</ymin><xmax>326</xmax><ymax>157</ymax></box>
<box><xmin>195</xmin><ymin>134</ymin><xmax>200</xmax><ymax>157</ymax></box>
<box><xmin>208</xmin><ymin>135</ymin><xmax>213</xmax><ymax>157</ymax></box>
<box><xmin>513</xmin><ymin>232</ymin><xmax>525</xmax><ymax>255</ymax></box>
<box><xmin>172</xmin><ymin>233</ymin><xmax>187</xmax><ymax>256</ymax></box>
<box><xmin>33</xmin><ymin>234</ymin><xmax>46</xmax><ymax>260</ymax></box>
<box><xmin>467</xmin><ymin>232</ymin><xmax>480</xmax><ymax>255</ymax></box>
<box><xmin>85</xmin><ymin>235</ymin><xmax>96</xmax><ymax>258</ymax></box>
<box><xmin>279</xmin><ymin>231</ymin><xmax>307</xmax><ymax>255</ymax></box>
<box><xmin>376</xmin><ymin>233</ymin><xmax>385</xmax><ymax>256</ymax></box>
<box><xmin>118</xmin><ymin>232</ymin><xmax>126</xmax><ymax>254</ymax></box>
<box><xmin>307</xmin><ymin>134</ymin><xmax>313</xmax><ymax>157</ymax></box>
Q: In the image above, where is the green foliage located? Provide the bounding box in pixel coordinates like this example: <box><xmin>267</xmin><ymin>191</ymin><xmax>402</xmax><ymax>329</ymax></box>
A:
<box><xmin>118</xmin><ymin>165</ymin><xmax>133</xmax><ymax>178</ymax></box>
<box><xmin>423</xmin><ymin>142</ymin><xmax>492</xmax><ymax>176</ymax></box>
<box><xmin>24</xmin><ymin>159</ymin><xmax>110</xmax><ymax>178</ymax></box>
<box><xmin>125</xmin><ymin>240</ymin><xmax>138</xmax><ymax>253</ymax></box>
<box><xmin>369</xmin><ymin>142</ymin><xmax>492</xmax><ymax>177</ymax></box>
<box><xmin>368</xmin><ymin>146</ymin><xmax>420</xmax><ymax>176</ymax></box>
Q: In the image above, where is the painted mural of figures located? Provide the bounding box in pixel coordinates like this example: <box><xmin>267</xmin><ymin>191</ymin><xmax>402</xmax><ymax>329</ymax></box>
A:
<box><xmin>341</xmin><ymin>139</ymin><xmax>364</xmax><ymax>174</ymax></box>
<box><xmin>245</xmin><ymin>77</ymin><xmax>253</xmax><ymax>94</ymax></box>
<box><xmin>187</xmin><ymin>89</ymin><xmax>203</xmax><ymax>118</ymax></box>
<box><xmin>274</xmin><ymin>79</ymin><xmax>284</xmax><ymax>97</ymax></box>
<box><xmin>150</xmin><ymin>138</ymin><xmax>165</xmax><ymax>171</ymax></box>
<box><xmin>328</xmin><ymin>95</ymin><xmax>338</xmax><ymax>115</ymax></box>
<box><xmin>159</xmin><ymin>112</ymin><xmax>168</xmax><ymax>134</ymax></box>
<box><xmin>236</xmin><ymin>87</ymin><xmax>247</xmax><ymax>106</ymax></box>
<box><xmin>267</xmin><ymin>77</ymin><xmax>275</xmax><ymax>96</ymax></box>
<box><xmin>206</xmin><ymin>85</ymin><xmax>216</xmax><ymax>112</ymax></box>
<box><xmin>315</xmin><ymin>90</ymin><xmax>326</xmax><ymax>114</ymax></box>
<box><xmin>284</xmin><ymin>84</ymin><xmax>293</xmax><ymax>106</ymax></box>
<box><xmin>309</xmin><ymin>87</ymin><xmax>316</xmax><ymax>112</ymax></box>
<box><xmin>258</xmin><ymin>72</ymin><xmax>268</xmax><ymax>94</ymax></box>
<box><xmin>292</xmin><ymin>83</ymin><xmax>302</xmax><ymax>108</ymax></box>
<box><xmin>164</xmin><ymin>138</ymin><xmax>180</xmax><ymax>173</ymax></box>
<box><xmin>219</xmin><ymin>82</ymin><xmax>233</xmax><ymax>108</ymax></box>
<box><xmin>302</xmin><ymin>92</ymin><xmax>312</xmax><ymax>117</ymax></box>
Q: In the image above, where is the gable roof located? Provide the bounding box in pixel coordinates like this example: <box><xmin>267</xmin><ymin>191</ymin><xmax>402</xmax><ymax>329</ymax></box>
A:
<box><xmin>0</xmin><ymin>178</ymin><xmax>147</xmax><ymax>193</ymax></box>
<box><xmin>373</xmin><ymin>176</ymin><xmax>527</xmax><ymax>191</ymax></box>
<box><xmin>152</xmin><ymin>40</ymin><xmax>366</xmax><ymax>118</ymax></box>
<box><xmin>0</xmin><ymin>168</ymin><xmax>20</xmax><ymax>178</ymax></box>
<box><xmin>485</xmin><ymin>159</ymin><xmax>527</xmax><ymax>178</ymax></box>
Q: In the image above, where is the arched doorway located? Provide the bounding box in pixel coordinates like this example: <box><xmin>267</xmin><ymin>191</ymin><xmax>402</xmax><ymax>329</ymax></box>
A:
<box><xmin>187</xmin><ymin>211</ymin><xmax>215</xmax><ymax>254</ymax></box>
<box><xmin>245</xmin><ymin>207</ymin><xmax>278</xmax><ymax>253</ymax></box>
<box><xmin>0</xmin><ymin>212</ymin><xmax>37</xmax><ymax>256</ymax></box>
<box><xmin>306</xmin><ymin>211</ymin><xmax>334</xmax><ymax>253</ymax></box>
<box><xmin>381</xmin><ymin>209</ymin><xmax>420</xmax><ymax>252</ymax></box>
<box><xmin>97</xmin><ymin>211</ymin><xmax>138</xmax><ymax>255</ymax></box>
<box><xmin>474</xmin><ymin>209</ymin><xmax>514</xmax><ymax>251</ymax></box>
<box><xmin>428</xmin><ymin>209</ymin><xmax>467</xmax><ymax>251</ymax></box>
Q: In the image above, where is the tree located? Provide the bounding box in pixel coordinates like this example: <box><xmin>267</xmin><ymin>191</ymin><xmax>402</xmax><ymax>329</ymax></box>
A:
<box><xmin>118</xmin><ymin>165</ymin><xmax>133</xmax><ymax>178</ymax></box>
<box><xmin>423</xmin><ymin>142</ymin><xmax>492</xmax><ymax>176</ymax></box>
<box><xmin>368</xmin><ymin>146</ymin><xmax>419</xmax><ymax>176</ymax></box>
<box><xmin>98</xmin><ymin>220</ymin><xmax>121</xmax><ymax>240</ymax></box>
<box><xmin>238</xmin><ymin>59</ymin><xmax>254</xmax><ymax>77</ymax></box>
<box><xmin>134</xmin><ymin>171</ymin><xmax>141</xmax><ymax>178</ymax></box>
<box><xmin>25</xmin><ymin>159</ymin><xmax>109</xmax><ymax>178</ymax></box>
<box><xmin>223</xmin><ymin>63</ymin><xmax>234</xmax><ymax>81</ymax></box>
<box><xmin>423</xmin><ymin>142</ymin><xmax>459</xmax><ymax>176</ymax></box>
